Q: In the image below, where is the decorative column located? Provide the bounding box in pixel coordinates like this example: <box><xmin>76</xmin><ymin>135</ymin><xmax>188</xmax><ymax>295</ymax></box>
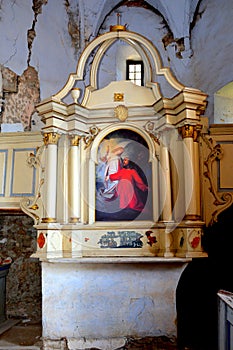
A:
<box><xmin>41</xmin><ymin>132</ymin><xmax>60</xmax><ymax>223</ymax></box>
<box><xmin>158</xmin><ymin>134</ymin><xmax>174</xmax><ymax>257</ymax></box>
<box><xmin>178</xmin><ymin>125</ymin><xmax>200</xmax><ymax>220</ymax></box>
<box><xmin>159</xmin><ymin>138</ymin><xmax>172</xmax><ymax>222</ymax></box>
<box><xmin>193</xmin><ymin>126</ymin><xmax>201</xmax><ymax>218</ymax></box>
<box><xmin>68</xmin><ymin>135</ymin><xmax>81</xmax><ymax>223</ymax></box>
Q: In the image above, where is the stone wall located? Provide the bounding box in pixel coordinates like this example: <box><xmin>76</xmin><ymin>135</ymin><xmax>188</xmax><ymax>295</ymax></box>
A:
<box><xmin>0</xmin><ymin>214</ymin><xmax>41</xmax><ymax>320</ymax></box>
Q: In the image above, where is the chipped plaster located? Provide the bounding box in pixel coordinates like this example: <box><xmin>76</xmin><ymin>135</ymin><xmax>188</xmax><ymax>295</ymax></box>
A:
<box><xmin>1</xmin><ymin>66</ymin><xmax>40</xmax><ymax>130</ymax></box>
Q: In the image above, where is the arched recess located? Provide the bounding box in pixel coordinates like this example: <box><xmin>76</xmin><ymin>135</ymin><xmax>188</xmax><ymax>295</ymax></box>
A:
<box><xmin>88</xmin><ymin>122</ymin><xmax>159</xmax><ymax>224</ymax></box>
<box><xmin>91</xmin><ymin>0</ymin><xmax>201</xmax><ymax>50</ymax></box>
<box><xmin>91</xmin><ymin>0</ymin><xmax>169</xmax><ymax>38</ymax></box>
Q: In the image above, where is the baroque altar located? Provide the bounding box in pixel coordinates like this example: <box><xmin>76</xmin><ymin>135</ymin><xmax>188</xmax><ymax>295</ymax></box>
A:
<box><xmin>21</xmin><ymin>25</ymin><xmax>208</xmax><ymax>350</ymax></box>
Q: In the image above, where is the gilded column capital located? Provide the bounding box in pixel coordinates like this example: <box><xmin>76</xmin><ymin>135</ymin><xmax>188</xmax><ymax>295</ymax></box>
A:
<box><xmin>69</xmin><ymin>135</ymin><xmax>81</xmax><ymax>146</ymax></box>
<box><xmin>43</xmin><ymin>132</ymin><xmax>60</xmax><ymax>146</ymax></box>
<box><xmin>178</xmin><ymin>125</ymin><xmax>195</xmax><ymax>139</ymax></box>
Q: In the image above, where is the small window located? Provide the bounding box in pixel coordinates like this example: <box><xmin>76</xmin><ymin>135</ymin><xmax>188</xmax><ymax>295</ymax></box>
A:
<box><xmin>126</xmin><ymin>60</ymin><xmax>144</xmax><ymax>86</ymax></box>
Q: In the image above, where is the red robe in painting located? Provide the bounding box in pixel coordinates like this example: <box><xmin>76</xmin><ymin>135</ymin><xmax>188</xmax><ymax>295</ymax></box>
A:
<box><xmin>109</xmin><ymin>168</ymin><xmax>148</xmax><ymax>211</ymax></box>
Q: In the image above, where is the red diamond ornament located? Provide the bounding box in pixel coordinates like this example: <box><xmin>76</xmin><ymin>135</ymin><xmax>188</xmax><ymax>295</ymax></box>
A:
<box><xmin>37</xmin><ymin>232</ymin><xmax>46</xmax><ymax>249</ymax></box>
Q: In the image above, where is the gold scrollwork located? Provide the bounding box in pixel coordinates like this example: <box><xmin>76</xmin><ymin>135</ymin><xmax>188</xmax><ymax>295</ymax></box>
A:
<box><xmin>83</xmin><ymin>125</ymin><xmax>100</xmax><ymax>149</ymax></box>
<box><xmin>20</xmin><ymin>178</ymin><xmax>44</xmax><ymax>225</ymax></box>
<box><xmin>21</xmin><ymin>143</ymin><xmax>45</xmax><ymax>225</ymax></box>
<box><xmin>144</xmin><ymin>121</ymin><xmax>160</xmax><ymax>160</ymax></box>
<box><xmin>43</xmin><ymin>132</ymin><xmax>60</xmax><ymax>146</ymax></box>
<box><xmin>202</xmin><ymin>138</ymin><xmax>233</xmax><ymax>225</ymax></box>
<box><xmin>144</xmin><ymin>121</ymin><xmax>160</xmax><ymax>145</ymax></box>
<box><xmin>193</xmin><ymin>124</ymin><xmax>202</xmax><ymax>142</ymax></box>
<box><xmin>27</xmin><ymin>145</ymin><xmax>45</xmax><ymax>168</ymax></box>
<box><xmin>149</xmin><ymin>132</ymin><xmax>160</xmax><ymax>146</ymax></box>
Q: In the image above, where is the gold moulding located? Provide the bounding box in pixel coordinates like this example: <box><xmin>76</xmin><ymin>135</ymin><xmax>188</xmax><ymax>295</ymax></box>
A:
<box><xmin>110</xmin><ymin>24</ymin><xmax>126</xmax><ymax>32</ymax></box>
<box><xmin>184</xmin><ymin>215</ymin><xmax>201</xmax><ymax>221</ymax></box>
<box><xmin>41</xmin><ymin>217</ymin><xmax>57</xmax><ymax>223</ymax></box>
<box><xmin>69</xmin><ymin>217</ymin><xmax>79</xmax><ymax>223</ymax></box>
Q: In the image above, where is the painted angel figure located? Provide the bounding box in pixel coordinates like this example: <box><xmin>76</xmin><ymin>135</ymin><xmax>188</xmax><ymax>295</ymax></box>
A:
<box><xmin>99</xmin><ymin>145</ymin><xmax>124</xmax><ymax>200</ymax></box>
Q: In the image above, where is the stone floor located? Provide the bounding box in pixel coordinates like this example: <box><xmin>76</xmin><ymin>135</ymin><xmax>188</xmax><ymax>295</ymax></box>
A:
<box><xmin>0</xmin><ymin>319</ymin><xmax>42</xmax><ymax>349</ymax></box>
<box><xmin>0</xmin><ymin>319</ymin><xmax>186</xmax><ymax>350</ymax></box>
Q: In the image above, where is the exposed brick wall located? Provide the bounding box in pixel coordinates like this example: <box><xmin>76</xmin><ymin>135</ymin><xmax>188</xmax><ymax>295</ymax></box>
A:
<box><xmin>0</xmin><ymin>215</ymin><xmax>41</xmax><ymax>320</ymax></box>
<box><xmin>1</xmin><ymin>66</ymin><xmax>40</xmax><ymax>131</ymax></box>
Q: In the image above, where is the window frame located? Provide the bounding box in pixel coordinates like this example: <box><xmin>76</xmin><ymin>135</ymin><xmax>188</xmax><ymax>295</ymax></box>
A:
<box><xmin>126</xmin><ymin>60</ymin><xmax>144</xmax><ymax>86</ymax></box>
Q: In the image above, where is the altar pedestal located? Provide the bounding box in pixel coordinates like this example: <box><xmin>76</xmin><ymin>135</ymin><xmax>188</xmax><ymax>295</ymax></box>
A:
<box><xmin>42</xmin><ymin>258</ymin><xmax>188</xmax><ymax>350</ymax></box>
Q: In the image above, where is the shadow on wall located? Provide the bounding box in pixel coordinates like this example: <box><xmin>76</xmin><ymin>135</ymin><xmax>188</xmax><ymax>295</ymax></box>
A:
<box><xmin>176</xmin><ymin>204</ymin><xmax>233</xmax><ymax>350</ymax></box>
<box><xmin>0</xmin><ymin>215</ymin><xmax>41</xmax><ymax>320</ymax></box>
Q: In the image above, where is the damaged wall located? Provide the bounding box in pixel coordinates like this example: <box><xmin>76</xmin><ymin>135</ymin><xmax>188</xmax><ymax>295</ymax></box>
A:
<box><xmin>1</xmin><ymin>66</ymin><xmax>40</xmax><ymax>130</ymax></box>
<box><xmin>0</xmin><ymin>0</ymin><xmax>233</xmax><ymax>128</ymax></box>
<box><xmin>0</xmin><ymin>215</ymin><xmax>41</xmax><ymax>320</ymax></box>
<box><xmin>0</xmin><ymin>0</ymin><xmax>233</xmax><ymax>322</ymax></box>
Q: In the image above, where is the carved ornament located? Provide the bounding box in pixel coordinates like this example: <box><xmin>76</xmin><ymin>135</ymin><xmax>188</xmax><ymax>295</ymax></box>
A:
<box><xmin>70</xmin><ymin>135</ymin><xmax>81</xmax><ymax>147</ymax></box>
<box><xmin>26</xmin><ymin>145</ymin><xmax>44</xmax><ymax>168</ymax></box>
<box><xmin>43</xmin><ymin>132</ymin><xmax>60</xmax><ymax>146</ymax></box>
<box><xmin>178</xmin><ymin>124</ymin><xmax>202</xmax><ymax>141</ymax></box>
<box><xmin>202</xmin><ymin>135</ymin><xmax>233</xmax><ymax>225</ymax></box>
<box><xmin>114</xmin><ymin>104</ymin><xmax>128</xmax><ymax>122</ymax></box>
<box><xmin>178</xmin><ymin>124</ymin><xmax>196</xmax><ymax>139</ymax></box>
<box><xmin>21</xmin><ymin>145</ymin><xmax>45</xmax><ymax>225</ymax></box>
<box><xmin>144</xmin><ymin>121</ymin><xmax>160</xmax><ymax>145</ymax></box>
<box><xmin>114</xmin><ymin>93</ymin><xmax>124</xmax><ymax>102</ymax></box>
<box><xmin>20</xmin><ymin>178</ymin><xmax>44</xmax><ymax>225</ymax></box>
<box><xmin>143</xmin><ymin>121</ymin><xmax>160</xmax><ymax>160</ymax></box>
<box><xmin>84</xmin><ymin>125</ymin><xmax>100</xmax><ymax>149</ymax></box>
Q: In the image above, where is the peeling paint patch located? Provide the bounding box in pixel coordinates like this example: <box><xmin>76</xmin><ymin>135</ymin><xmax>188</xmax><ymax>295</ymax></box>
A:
<box><xmin>162</xmin><ymin>34</ymin><xmax>186</xmax><ymax>59</ymax></box>
<box><xmin>1</xmin><ymin>66</ymin><xmax>40</xmax><ymax>131</ymax></box>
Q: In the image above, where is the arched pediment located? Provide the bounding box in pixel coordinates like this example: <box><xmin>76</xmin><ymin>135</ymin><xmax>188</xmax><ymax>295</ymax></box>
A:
<box><xmin>53</xmin><ymin>28</ymin><xmax>184</xmax><ymax>105</ymax></box>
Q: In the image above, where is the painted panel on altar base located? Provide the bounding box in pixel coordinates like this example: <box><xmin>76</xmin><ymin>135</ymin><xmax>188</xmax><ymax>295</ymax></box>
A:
<box><xmin>95</xmin><ymin>129</ymin><xmax>153</xmax><ymax>222</ymax></box>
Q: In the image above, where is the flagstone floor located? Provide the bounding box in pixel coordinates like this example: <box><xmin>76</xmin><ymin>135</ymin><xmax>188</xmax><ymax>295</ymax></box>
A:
<box><xmin>0</xmin><ymin>319</ymin><xmax>204</xmax><ymax>350</ymax></box>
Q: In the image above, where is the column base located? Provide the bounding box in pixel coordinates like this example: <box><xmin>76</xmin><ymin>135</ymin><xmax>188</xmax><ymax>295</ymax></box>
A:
<box><xmin>41</xmin><ymin>217</ymin><xmax>57</xmax><ymax>223</ymax></box>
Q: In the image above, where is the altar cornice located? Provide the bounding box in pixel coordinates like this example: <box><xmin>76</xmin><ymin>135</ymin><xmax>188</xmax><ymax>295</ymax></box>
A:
<box><xmin>40</xmin><ymin>257</ymin><xmax>192</xmax><ymax>264</ymax></box>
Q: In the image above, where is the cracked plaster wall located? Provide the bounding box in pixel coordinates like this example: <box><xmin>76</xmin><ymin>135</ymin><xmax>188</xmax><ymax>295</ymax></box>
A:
<box><xmin>0</xmin><ymin>0</ymin><xmax>233</xmax><ymax>321</ymax></box>
<box><xmin>0</xmin><ymin>0</ymin><xmax>232</xmax><ymax>129</ymax></box>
